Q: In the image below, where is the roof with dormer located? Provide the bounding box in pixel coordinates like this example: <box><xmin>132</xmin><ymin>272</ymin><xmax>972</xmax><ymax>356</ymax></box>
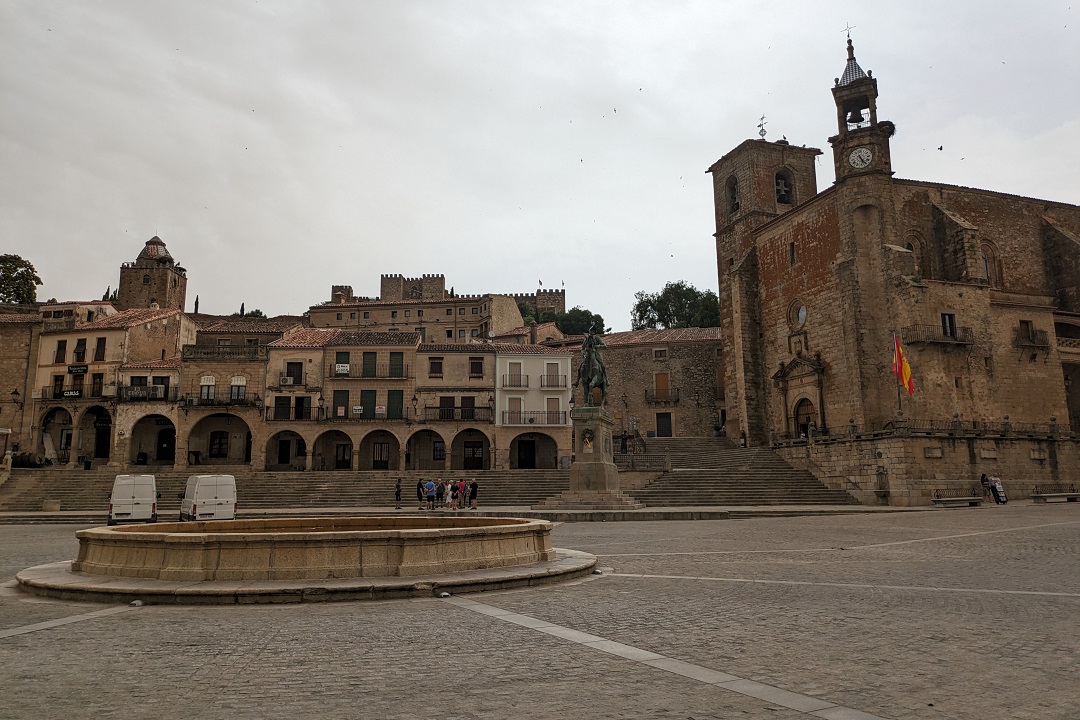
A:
<box><xmin>839</xmin><ymin>38</ymin><xmax>868</xmax><ymax>85</ymax></box>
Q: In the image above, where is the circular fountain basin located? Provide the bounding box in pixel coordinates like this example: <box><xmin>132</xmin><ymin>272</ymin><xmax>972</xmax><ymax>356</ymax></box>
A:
<box><xmin>17</xmin><ymin>516</ymin><xmax>597</xmax><ymax>604</ymax></box>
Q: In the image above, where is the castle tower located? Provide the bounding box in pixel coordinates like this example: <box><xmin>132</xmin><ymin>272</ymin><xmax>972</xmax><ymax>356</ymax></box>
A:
<box><xmin>116</xmin><ymin>236</ymin><xmax>188</xmax><ymax>311</ymax></box>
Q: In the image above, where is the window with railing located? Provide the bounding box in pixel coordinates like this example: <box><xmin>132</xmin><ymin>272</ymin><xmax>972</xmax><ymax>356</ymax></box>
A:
<box><xmin>502</xmin><ymin>374</ymin><xmax>528</xmax><ymax>388</ymax></box>
<box><xmin>1014</xmin><ymin>321</ymin><xmax>1050</xmax><ymax>348</ymax></box>
<box><xmin>901</xmin><ymin>325</ymin><xmax>974</xmax><ymax>345</ymax></box>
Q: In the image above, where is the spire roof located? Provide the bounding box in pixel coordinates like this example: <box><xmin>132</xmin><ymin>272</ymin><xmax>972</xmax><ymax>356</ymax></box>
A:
<box><xmin>838</xmin><ymin>38</ymin><xmax>868</xmax><ymax>86</ymax></box>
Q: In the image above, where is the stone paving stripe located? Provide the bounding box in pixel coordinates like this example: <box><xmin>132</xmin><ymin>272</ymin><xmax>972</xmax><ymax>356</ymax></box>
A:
<box><xmin>642</xmin><ymin>657</ymin><xmax>740</xmax><ymax>684</ymax></box>
<box><xmin>534</xmin><ymin>624</ymin><xmax>606</xmax><ymax>644</ymax></box>
<box><xmin>845</xmin><ymin>519</ymin><xmax>1080</xmax><ymax>550</ymax></box>
<box><xmin>449</xmin><ymin>597</ymin><xmax>888</xmax><ymax>720</ymax></box>
<box><xmin>0</xmin><ymin>606</ymin><xmax>130</xmax><ymax>639</ymax></box>
<box><xmin>581</xmin><ymin>639</ymin><xmax>664</xmax><ymax>661</ymax></box>
<box><xmin>608</xmin><ymin>572</ymin><xmax>1080</xmax><ymax>598</ymax></box>
<box><xmin>716</xmin><ymin>678</ymin><xmax>838</xmax><ymax>713</ymax></box>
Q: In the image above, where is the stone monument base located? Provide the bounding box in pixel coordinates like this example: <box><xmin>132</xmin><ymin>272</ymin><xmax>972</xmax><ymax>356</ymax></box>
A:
<box><xmin>534</xmin><ymin>405</ymin><xmax>644</xmax><ymax>510</ymax></box>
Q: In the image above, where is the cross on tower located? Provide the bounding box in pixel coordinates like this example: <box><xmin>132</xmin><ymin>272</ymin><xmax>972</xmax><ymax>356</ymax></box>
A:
<box><xmin>842</xmin><ymin>22</ymin><xmax>856</xmax><ymax>38</ymax></box>
<box><xmin>757</xmin><ymin>115</ymin><xmax>768</xmax><ymax>139</ymax></box>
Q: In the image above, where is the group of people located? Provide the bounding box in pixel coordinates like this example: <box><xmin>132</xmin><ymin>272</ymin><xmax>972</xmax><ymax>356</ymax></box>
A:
<box><xmin>394</xmin><ymin>477</ymin><xmax>478</xmax><ymax>510</ymax></box>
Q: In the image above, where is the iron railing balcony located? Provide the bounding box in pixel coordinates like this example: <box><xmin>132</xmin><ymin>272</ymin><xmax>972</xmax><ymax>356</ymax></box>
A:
<box><xmin>182</xmin><ymin>344</ymin><xmax>267</xmax><ymax>360</ymax></box>
<box><xmin>645</xmin><ymin>388</ymin><xmax>680</xmax><ymax>402</ymax></box>
<box><xmin>322</xmin><ymin>408</ymin><xmax>412</xmax><ymax>422</ymax></box>
<box><xmin>1014</xmin><ymin>327</ymin><xmax>1050</xmax><ymax>349</ymax></box>
<box><xmin>187</xmin><ymin>394</ymin><xmax>261</xmax><ymax>408</ymax></box>
<box><xmin>501</xmin><ymin>410</ymin><xmax>567</xmax><ymax>425</ymax></box>
<box><xmin>265</xmin><ymin>406</ymin><xmax>315</xmax><ymax>421</ymax></box>
<box><xmin>39</xmin><ymin>385</ymin><xmax>111</xmax><ymax>400</ymax></box>
<box><xmin>117</xmin><ymin>385</ymin><xmax>180</xmax><ymax>402</ymax></box>
<box><xmin>539</xmin><ymin>374</ymin><xmax>567</xmax><ymax>388</ymax></box>
<box><xmin>423</xmin><ymin>406</ymin><xmax>494</xmax><ymax>422</ymax></box>
<box><xmin>329</xmin><ymin>363</ymin><xmax>410</xmax><ymax>379</ymax></box>
<box><xmin>501</xmin><ymin>374</ymin><xmax>529</xmax><ymax>388</ymax></box>
<box><xmin>901</xmin><ymin>325</ymin><xmax>974</xmax><ymax>345</ymax></box>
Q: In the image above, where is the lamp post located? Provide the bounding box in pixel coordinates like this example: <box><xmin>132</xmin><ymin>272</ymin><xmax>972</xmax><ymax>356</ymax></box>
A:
<box><xmin>411</xmin><ymin>393</ymin><xmax>419</xmax><ymax>422</ymax></box>
<box><xmin>10</xmin><ymin>389</ymin><xmax>23</xmax><ymax>410</ymax></box>
<box><xmin>317</xmin><ymin>394</ymin><xmax>325</xmax><ymax>421</ymax></box>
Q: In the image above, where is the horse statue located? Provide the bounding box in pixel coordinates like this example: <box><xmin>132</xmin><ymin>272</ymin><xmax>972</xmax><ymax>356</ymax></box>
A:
<box><xmin>574</xmin><ymin>325</ymin><xmax>608</xmax><ymax>407</ymax></box>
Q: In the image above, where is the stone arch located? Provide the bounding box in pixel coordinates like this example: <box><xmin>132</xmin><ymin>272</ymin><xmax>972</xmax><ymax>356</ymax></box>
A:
<box><xmin>188</xmin><ymin>413</ymin><xmax>252</xmax><ymax>466</ymax></box>
<box><xmin>38</xmin><ymin>406</ymin><xmax>73</xmax><ymax>464</ymax></box>
<box><xmin>358</xmin><ymin>429</ymin><xmax>402</xmax><ymax>471</ymax></box>
<box><xmin>979</xmin><ymin>240</ymin><xmax>1002</xmax><ymax>288</ymax></box>
<box><xmin>774</xmin><ymin>166</ymin><xmax>795</xmax><ymax>206</ymax></box>
<box><xmin>77</xmin><ymin>405</ymin><xmax>113</xmax><ymax>465</ymax></box>
<box><xmin>726</xmin><ymin>175</ymin><xmax>740</xmax><ymax>214</ymax></box>
<box><xmin>904</xmin><ymin>232</ymin><xmax>925</xmax><ymax>276</ymax></box>
<box><xmin>508</xmin><ymin>431</ymin><xmax>559</xmax><ymax>469</ymax></box>
<box><xmin>404</xmin><ymin>429</ymin><xmax>446</xmax><ymax>471</ymax></box>
<box><xmin>313</xmin><ymin>429</ymin><xmax>353</xmax><ymax>471</ymax></box>
<box><xmin>128</xmin><ymin>413</ymin><xmax>176</xmax><ymax>465</ymax></box>
<box><xmin>450</xmin><ymin>428</ymin><xmax>491</xmax><ymax>471</ymax></box>
<box><xmin>265</xmin><ymin>429</ymin><xmax>310</xmax><ymax>470</ymax></box>
<box><xmin>792</xmin><ymin>397</ymin><xmax>817</xmax><ymax>438</ymax></box>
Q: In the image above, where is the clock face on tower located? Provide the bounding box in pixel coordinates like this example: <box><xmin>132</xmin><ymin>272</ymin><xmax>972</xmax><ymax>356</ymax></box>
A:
<box><xmin>848</xmin><ymin>147</ymin><xmax>873</xmax><ymax>169</ymax></box>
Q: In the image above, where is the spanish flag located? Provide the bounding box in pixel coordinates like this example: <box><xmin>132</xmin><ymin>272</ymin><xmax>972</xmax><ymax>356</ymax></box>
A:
<box><xmin>892</xmin><ymin>334</ymin><xmax>915</xmax><ymax>396</ymax></box>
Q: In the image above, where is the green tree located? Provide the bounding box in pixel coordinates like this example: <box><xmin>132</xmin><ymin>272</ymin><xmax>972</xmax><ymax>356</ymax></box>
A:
<box><xmin>632</xmin><ymin>281</ymin><xmax>720</xmax><ymax>329</ymax></box>
<box><xmin>0</xmin><ymin>254</ymin><xmax>43</xmax><ymax>304</ymax></box>
<box><xmin>516</xmin><ymin>302</ymin><xmax>606</xmax><ymax>335</ymax></box>
<box><xmin>230</xmin><ymin>306</ymin><xmax>266</xmax><ymax>318</ymax></box>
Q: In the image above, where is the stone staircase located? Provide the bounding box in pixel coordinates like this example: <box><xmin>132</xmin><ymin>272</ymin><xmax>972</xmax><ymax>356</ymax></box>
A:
<box><xmin>627</xmin><ymin>436</ymin><xmax>860</xmax><ymax>506</ymax></box>
<box><xmin>0</xmin><ymin>467</ymin><xmax>571</xmax><ymax>515</ymax></box>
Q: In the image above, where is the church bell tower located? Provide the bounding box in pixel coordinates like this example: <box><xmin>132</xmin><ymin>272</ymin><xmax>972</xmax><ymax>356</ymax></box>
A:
<box><xmin>829</xmin><ymin>38</ymin><xmax>894</xmax><ymax>183</ymax></box>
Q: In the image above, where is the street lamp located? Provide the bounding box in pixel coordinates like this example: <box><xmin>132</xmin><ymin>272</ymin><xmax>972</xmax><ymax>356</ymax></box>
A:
<box><xmin>317</xmin><ymin>394</ymin><xmax>324</xmax><ymax>420</ymax></box>
<box><xmin>411</xmin><ymin>393</ymin><xmax>419</xmax><ymax>421</ymax></box>
<box><xmin>10</xmin><ymin>389</ymin><xmax>23</xmax><ymax>410</ymax></box>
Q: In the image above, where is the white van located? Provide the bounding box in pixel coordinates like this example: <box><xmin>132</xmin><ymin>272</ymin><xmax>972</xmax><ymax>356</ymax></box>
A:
<box><xmin>108</xmin><ymin>474</ymin><xmax>159</xmax><ymax>525</ymax></box>
<box><xmin>178</xmin><ymin>474</ymin><xmax>237</xmax><ymax>522</ymax></box>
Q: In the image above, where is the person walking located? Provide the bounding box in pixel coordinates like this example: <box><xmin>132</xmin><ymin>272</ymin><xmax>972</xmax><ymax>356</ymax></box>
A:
<box><xmin>469</xmin><ymin>478</ymin><xmax>478</xmax><ymax>509</ymax></box>
<box><xmin>416</xmin><ymin>479</ymin><xmax>425</xmax><ymax>510</ymax></box>
<box><xmin>394</xmin><ymin>478</ymin><xmax>402</xmax><ymax>509</ymax></box>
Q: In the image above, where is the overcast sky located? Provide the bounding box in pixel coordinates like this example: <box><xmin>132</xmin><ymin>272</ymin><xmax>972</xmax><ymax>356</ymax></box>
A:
<box><xmin>2</xmin><ymin>1</ymin><xmax>1077</xmax><ymax>330</ymax></box>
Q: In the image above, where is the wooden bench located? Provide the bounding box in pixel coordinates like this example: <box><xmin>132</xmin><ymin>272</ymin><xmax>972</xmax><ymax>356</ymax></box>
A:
<box><xmin>932</xmin><ymin>487</ymin><xmax>983</xmax><ymax>507</ymax></box>
<box><xmin>1032</xmin><ymin>483</ymin><xmax>1080</xmax><ymax>503</ymax></box>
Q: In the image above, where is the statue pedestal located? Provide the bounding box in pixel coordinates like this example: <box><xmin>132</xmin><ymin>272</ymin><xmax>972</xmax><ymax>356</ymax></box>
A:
<box><xmin>534</xmin><ymin>406</ymin><xmax>643</xmax><ymax>510</ymax></box>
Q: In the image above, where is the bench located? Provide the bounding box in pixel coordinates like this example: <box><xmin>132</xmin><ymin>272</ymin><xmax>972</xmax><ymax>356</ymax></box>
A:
<box><xmin>932</xmin><ymin>487</ymin><xmax>983</xmax><ymax>507</ymax></box>
<box><xmin>1032</xmin><ymin>483</ymin><xmax>1080</xmax><ymax>503</ymax></box>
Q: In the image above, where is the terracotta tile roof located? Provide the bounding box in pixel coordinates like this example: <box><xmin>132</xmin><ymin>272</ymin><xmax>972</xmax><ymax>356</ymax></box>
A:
<box><xmin>418</xmin><ymin>343</ymin><xmax>496</xmax><ymax>353</ymax></box>
<box><xmin>494</xmin><ymin>326</ymin><xmax>530</xmax><ymax>337</ymax></box>
<box><xmin>599</xmin><ymin>327</ymin><xmax>721</xmax><ymax>347</ymax></box>
<box><xmin>328</xmin><ymin>331</ymin><xmax>421</xmax><ymax>347</ymax></box>
<box><xmin>120</xmin><ymin>358</ymin><xmax>182</xmax><ymax>370</ymax></box>
<box><xmin>484</xmin><ymin>342</ymin><xmax>571</xmax><ymax>355</ymax></box>
<box><xmin>38</xmin><ymin>300</ymin><xmax>115</xmax><ymax>307</ymax></box>
<box><xmin>47</xmin><ymin>308</ymin><xmax>181</xmax><ymax>332</ymax></box>
<box><xmin>204</xmin><ymin>318</ymin><xmax>304</xmax><ymax>333</ymax></box>
<box><xmin>0</xmin><ymin>313</ymin><xmax>42</xmax><ymax>324</ymax></box>
<box><xmin>267</xmin><ymin>328</ymin><xmax>342</xmax><ymax>348</ymax></box>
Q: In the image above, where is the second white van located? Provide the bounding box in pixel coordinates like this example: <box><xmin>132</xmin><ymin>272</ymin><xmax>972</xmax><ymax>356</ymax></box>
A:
<box><xmin>178</xmin><ymin>474</ymin><xmax>237</xmax><ymax>522</ymax></box>
<box><xmin>108</xmin><ymin>474</ymin><xmax>159</xmax><ymax>525</ymax></box>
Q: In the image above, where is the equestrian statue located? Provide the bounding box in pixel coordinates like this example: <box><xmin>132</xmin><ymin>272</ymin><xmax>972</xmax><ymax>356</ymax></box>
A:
<box><xmin>574</xmin><ymin>324</ymin><xmax>608</xmax><ymax>407</ymax></box>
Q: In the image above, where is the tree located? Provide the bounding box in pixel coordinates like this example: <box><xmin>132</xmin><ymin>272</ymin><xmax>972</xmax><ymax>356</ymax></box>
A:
<box><xmin>517</xmin><ymin>302</ymin><xmax>606</xmax><ymax>335</ymax></box>
<box><xmin>0</xmin><ymin>254</ymin><xmax>43</xmax><ymax>304</ymax></box>
<box><xmin>632</xmin><ymin>281</ymin><xmax>720</xmax><ymax>330</ymax></box>
<box><xmin>230</xmin><ymin>306</ymin><xmax>266</xmax><ymax>318</ymax></box>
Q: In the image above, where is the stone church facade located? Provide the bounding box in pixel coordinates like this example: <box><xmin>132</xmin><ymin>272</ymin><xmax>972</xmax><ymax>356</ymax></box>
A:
<box><xmin>709</xmin><ymin>39</ymin><xmax>1080</xmax><ymax>504</ymax></box>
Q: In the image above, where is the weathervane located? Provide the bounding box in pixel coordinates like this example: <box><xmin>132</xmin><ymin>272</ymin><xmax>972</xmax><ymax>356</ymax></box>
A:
<box><xmin>843</xmin><ymin>22</ymin><xmax>856</xmax><ymax>38</ymax></box>
<box><xmin>757</xmin><ymin>115</ymin><xmax>767</xmax><ymax>139</ymax></box>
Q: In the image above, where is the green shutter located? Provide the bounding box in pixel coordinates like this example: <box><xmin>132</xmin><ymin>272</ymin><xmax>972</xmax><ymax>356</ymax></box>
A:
<box><xmin>387</xmin><ymin>390</ymin><xmax>404</xmax><ymax>419</ymax></box>
<box><xmin>389</xmin><ymin>352</ymin><xmax>404</xmax><ymax>378</ymax></box>
<box><xmin>360</xmin><ymin>390</ymin><xmax>376</xmax><ymax>419</ymax></box>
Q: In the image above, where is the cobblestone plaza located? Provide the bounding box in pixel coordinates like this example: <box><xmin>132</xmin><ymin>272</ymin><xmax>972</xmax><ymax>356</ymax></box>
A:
<box><xmin>2</xmin><ymin>505</ymin><xmax>1078</xmax><ymax>719</ymax></box>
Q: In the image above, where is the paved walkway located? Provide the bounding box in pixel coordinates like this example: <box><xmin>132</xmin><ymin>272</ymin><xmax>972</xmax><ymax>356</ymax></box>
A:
<box><xmin>2</xmin><ymin>503</ymin><xmax>1079</xmax><ymax>719</ymax></box>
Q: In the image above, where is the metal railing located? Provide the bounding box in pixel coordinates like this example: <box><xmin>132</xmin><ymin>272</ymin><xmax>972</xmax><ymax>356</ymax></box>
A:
<box><xmin>501</xmin><ymin>374</ymin><xmax>529</xmax><ymax>388</ymax></box>
<box><xmin>322</xmin><ymin>409</ymin><xmax>412</xmax><ymax>422</ymax></box>
<box><xmin>1014</xmin><ymin>327</ymin><xmax>1050</xmax><ymax>349</ymax></box>
<box><xmin>329</xmin><ymin>364</ymin><xmax>410</xmax><ymax>379</ymax></box>
<box><xmin>540</xmin><ymin>374</ymin><xmax>567</xmax><ymax>388</ymax></box>
<box><xmin>423</xmin><ymin>406</ymin><xmax>494</xmax><ymax>422</ymax></box>
<box><xmin>39</xmin><ymin>386</ymin><xmax>110</xmax><ymax>400</ymax></box>
<box><xmin>182</xmin><ymin>345</ymin><xmax>267</xmax><ymax>360</ymax></box>
<box><xmin>117</xmin><ymin>385</ymin><xmax>180</xmax><ymax>402</ymax></box>
<box><xmin>265</xmin><ymin>406</ymin><xmax>316</xmax><ymax>421</ymax></box>
<box><xmin>187</xmin><ymin>395</ymin><xmax>260</xmax><ymax>408</ymax></box>
<box><xmin>502</xmin><ymin>410</ymin><xmax>567</xmax><ymax>425</ymax></box>
<box><xmin>901</xmin><ymin>324</ymin><xmax>974</xmax><ymax>345</ymax></box>
<box><xmin>645</xmin><ymin>388</ymin><xmax>680</xmax><ymax>402</ymax></box>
